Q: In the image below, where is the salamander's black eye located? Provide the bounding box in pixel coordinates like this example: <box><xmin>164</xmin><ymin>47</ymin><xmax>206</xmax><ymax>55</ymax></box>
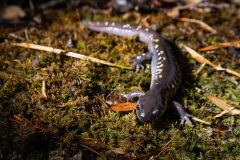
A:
<box><xmin>136</xmin><ymin>104</ymin><xmax>143</xmax><ymax>111</ymax></box>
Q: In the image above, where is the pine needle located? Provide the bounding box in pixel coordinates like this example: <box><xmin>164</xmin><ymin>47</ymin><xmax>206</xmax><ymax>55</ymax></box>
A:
<box><xmin>41</xmin><ymin>80</ymin><xmax>47</xmax><ymax>98</ymax></box>
<box><xmin>207</xmin><ymin>96</ymin><xmax>240</xmax><ymax>116</ymax></box>
<box><xmin>183</xmin><ymin>45</ymin><xmax>240</xmax><ymax>78</ymax></box>
<box><xmin>198</xmin><ymin>40</ymin><xmax>240</xmax><ymax>51</ymax></box>
<box><xmin>178</xmin><ymin>17</ymin><xmax>217</xmax><ymax>34</ymax></box>
<box><xmin>192</xmin><ymin>116</ymin><xmax>211</xmax><ymax>125</ymax></box>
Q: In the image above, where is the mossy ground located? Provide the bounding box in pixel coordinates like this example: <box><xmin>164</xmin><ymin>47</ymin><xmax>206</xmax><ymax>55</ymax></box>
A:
<box><xmin>0</xmin><ymin>4</ymin><xmax>240</xmax><ymax>160</ymax></box>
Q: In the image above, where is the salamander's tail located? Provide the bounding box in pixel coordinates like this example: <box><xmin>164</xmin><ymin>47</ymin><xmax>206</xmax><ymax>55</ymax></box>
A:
<box><xmin>80</xmin><ymin>20</ymin><xmax>139</xmax><ymax>38</ymax></box>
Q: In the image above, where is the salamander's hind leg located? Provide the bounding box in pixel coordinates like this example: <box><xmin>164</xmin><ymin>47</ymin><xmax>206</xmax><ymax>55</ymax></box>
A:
<box><xmin>133</xmin><ymin>53</ymin><xmax>152</xmax><ymax>72</ymax></box>
<box><xmin>172</xmin><ymin>101</ymin><xmax>192</xmax><ymax>125</ymax></box>
<box><xmin>120</xmin><ymin>91</ymin><xmax>145</xmax><ymax>101</ymax></box>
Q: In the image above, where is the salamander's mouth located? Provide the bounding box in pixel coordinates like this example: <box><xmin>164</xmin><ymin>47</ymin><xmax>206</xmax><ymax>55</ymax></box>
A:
<box><xmin>136</xmin><ymin>106</ymin><xmax>161</xmax><ymax>123</ymax></box>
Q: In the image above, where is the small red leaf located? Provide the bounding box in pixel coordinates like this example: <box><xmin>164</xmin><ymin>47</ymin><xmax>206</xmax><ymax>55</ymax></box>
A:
<box><xmin>111</xmin><ymin>102</ymin><xmax>136</xmax><ymax>112</ymax></box>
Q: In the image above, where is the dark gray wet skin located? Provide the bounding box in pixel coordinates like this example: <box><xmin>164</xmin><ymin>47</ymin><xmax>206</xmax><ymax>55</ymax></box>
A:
<box><xmin>81</xmin><ymin>21</ymin><xmax>192</xmax><ymax>124</ymax></box>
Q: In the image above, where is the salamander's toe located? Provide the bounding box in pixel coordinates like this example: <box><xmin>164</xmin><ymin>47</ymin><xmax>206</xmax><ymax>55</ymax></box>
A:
<box><xmin>132</xmin><ymin>56</ymin><xmax>145</xmax><ymax>72</ymax></box>
<box><xmin>172</xmin><ymin>101</ymin><xmax>193</xmax><ymax>126</ymax></box>
<box><xmin>134</xmin><ymin>64</ymin><xmax>144</xmax><ymax>72</ymax></box>
<box><xmin>180</xmin><ymin>113</ymin><xmax>193</xmax><ymax>126</ymax></box>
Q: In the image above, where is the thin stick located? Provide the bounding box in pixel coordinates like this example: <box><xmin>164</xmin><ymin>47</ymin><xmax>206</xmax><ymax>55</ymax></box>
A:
<box><xmin>12</xmin><ymin>42</ymin><xmax>132</xmax><ymax>70</ymax></box>
<box><xmin>132</xmin><ymin>130</ymin><xmax>179</xmax><ymax>160</ymax></box>
<box><xmin>79</xmin><ymin>144</ymin><xmax>103</xmax><ymax>157</ymax></box>
<box><xmin>131</xmin><ymin>140</ymin><xmax>172</xmax><ymax>160</ymax></box>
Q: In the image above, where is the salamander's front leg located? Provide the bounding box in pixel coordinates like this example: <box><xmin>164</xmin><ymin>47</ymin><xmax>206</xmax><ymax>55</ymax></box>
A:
<box><xmin>133</xmin><ymin>53</ymin><xmax>152</xmax><ymax>72</ymax></box>
<box><xmin>120</xmin><ymin>91</ymin><xmax>145</xmax><ymax>101</ymax></box>
<box><xmin>172</xmin><ymin>101</ymin><xmax>192</xmax><ymax>125</ymax></box>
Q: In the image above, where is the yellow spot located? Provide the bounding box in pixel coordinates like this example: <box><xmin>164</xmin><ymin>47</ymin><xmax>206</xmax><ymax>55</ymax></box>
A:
<box><xmin>163</xmin><ymin>57</ymin><xmax>166</xmax><ymax>60</ymax></box>
<box><xmin>172</xmin><ymin>84</ymin><xmax>175</xmax><ymax>88</ymax></box>
<box><xmin>159</xmin><ymin>64</ymin><xmax>163</xmax><ymax>67</ymax></box>
<box><xmin>158</xmin><ymin>57</ymin><xmax>162</xmax><ymax>60</ymax></box>
<box><xmin>154</xmin><ymin>39</ymin><xmax>160</xmax><ymax>42</ymax></box>
<box><xmin>160</xmin><ymin>50</ymin><xmax>164</xmax><ymax>54</ymax></box>
<box><xmin>111</xmin><ymin>22</ymin><xmax>115</xmax><ymax>26</ymax></box>
<box><xmin>154</xmin><ymin>44</ymin><xmax>159</xmax><ymax>49</ymax></box>
<box><xmin>157</xmin><ymin>62</ymin><xmax>162</xmax><ymax>65</ymax></box>
<box><xmin>145</xmin><ymin>28</ymin><xmax>149</xmax><ymax>31</ymax></box>
<box><xmin>123</xmin><ymin>24</ymin><xmax>131</xmax><ymax>28</ymax></box>
<box><xmin>156</xmin><ymin>69</ymin><xmax>162</xmax><ymax>73</ymax></box>
<box><xmin>136</xmin><ymin>25</ymin><xmax>142</xmax><ymax>30</ymax></box>
<box><xmin>105</xmin><ymin>22</ymin><xmax>109</xmax><ymax>25</ymax></box>
<box><xmin>159</xmin><ymin>75</ymin><xmax>163</xmax><ymax>78</ymax></box>
<box><xmin>157</xmin><ymin>65</ymin><xmax>163</xmax><ymax>69</ymax></box>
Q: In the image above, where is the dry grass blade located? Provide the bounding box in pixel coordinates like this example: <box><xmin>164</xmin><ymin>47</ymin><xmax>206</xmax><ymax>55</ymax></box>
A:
<box><xmin>225</xmin><ymin>68</ymin><xmax>240</xmax><ymax>78</ymax></box>
<box><xmin>183</xmin><ymin>45</ymin><xmax>223</xmax><ymax>70</ymax></box>
<box><xmin>178</xmin><ymin>17</ymin><xmax>217</xmax><ymax>33</ymax></box>
<box><xmin>207</xmin><ymin>96</ymin><xmax>240</xmax><ymax>116</ymax></box>
<box><xmin>207</xmin><ymin>96</ymin><xmax>233</xmax><ymax>110</ymax></box>
<box><xmin>184</xmin><ymin>45</ymin><xmax>240</xmax><ymax>78</ymax></box>
<box><xmin>194</xmin><ymin>63</ymin><xmax>206</xmax><ymax>76</ymax></box>
<box><xmin>198</xmin><ymin>41</ymin><xmax>240</xmax><ymax>51</ymax></box>
<box><xmin>215</xmin><ymin>107</ymin><xmax>235</xmax><ymax>118</ymax></box>
<box><xmin>12</xmin><ymin>42</ymin><xmax>132</xmax><ymax>70</ymax></box>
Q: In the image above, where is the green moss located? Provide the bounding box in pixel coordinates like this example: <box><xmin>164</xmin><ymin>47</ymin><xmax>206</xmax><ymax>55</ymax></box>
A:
<box><xmin>1</xmin><ymin>4</ymin><xmax>240</xmax><ymax>159</ymax></box>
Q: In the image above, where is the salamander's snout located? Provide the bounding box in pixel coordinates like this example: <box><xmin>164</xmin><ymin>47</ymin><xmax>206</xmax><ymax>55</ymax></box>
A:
<box><xmin>136</xmin><ymin>104</ymin><xmax>148</xmax><ymax>122</ymax></box>
<box><xmin>136</xmin><ymin>95</ymin><xmax>164</xmax><ymax>123</ymax></box>
<box><xmin>136</xmin><ymin>105</ymin><xmax>161</xmax><ymax>123</ymax></box>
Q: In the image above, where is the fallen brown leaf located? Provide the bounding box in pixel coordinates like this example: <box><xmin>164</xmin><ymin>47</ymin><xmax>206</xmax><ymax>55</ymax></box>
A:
<box><xmin>111</xmin><ymin>102</ymin><xmax>136</xmax><ymax>112</ymax></box>
<box><xmin>2</xmin><ymin>5</ymin><xmax>26</xmax><ymax>21</ymax></box>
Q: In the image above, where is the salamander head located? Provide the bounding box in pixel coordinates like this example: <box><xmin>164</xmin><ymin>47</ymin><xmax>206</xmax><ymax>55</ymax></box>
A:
<box><xmin>136</xmin><ymin>92</ymin><xmax>166</xmax><ymax>123</ymax></box>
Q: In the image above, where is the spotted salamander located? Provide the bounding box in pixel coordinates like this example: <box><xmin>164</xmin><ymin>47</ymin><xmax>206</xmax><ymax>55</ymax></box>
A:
<box><xmin>81</xmin><ymin>21</ymin><xmax>191</xmax><ymax>124</ymax></box>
